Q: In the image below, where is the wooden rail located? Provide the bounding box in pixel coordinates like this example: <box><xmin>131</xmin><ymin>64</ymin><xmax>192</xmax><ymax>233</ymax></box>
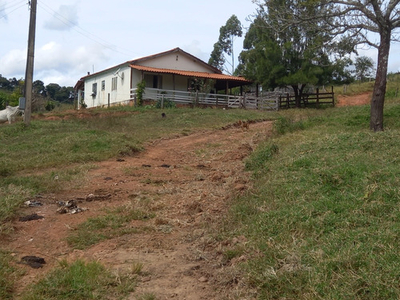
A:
<box><xmin>130</xmin><ymin>88</ymin><xmax>279</xmax><ymax>110</ymax></box>
<box><xmin>128</xmin><ymin>87</ymin><xmax>333</xmax><ymax>111</ymax></box>
<box><xmin>279</xmin><ymin>87</ymin><xmax>335</xmax><ymax>109</ymax></box>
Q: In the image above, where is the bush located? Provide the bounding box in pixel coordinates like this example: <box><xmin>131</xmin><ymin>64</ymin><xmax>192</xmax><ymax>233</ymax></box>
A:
<box><xmin>136</xmin><ymin>81</ymin><xmax>146</xmax><ymax>106</ymax></box>
<box><xmin>45</xmin><ymin>101</ymin><xmax>55</xmax><ymax>111</ymax></box>
<box><xmin>155</xmin><ymin>98</ymin><xmax>176</xmax><ymax>109</ymax></box>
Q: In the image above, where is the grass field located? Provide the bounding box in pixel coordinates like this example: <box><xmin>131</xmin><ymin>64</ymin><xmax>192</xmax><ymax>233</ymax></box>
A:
<box><xmin>232</xmin><ymin>101</ymin><xmax>400</xmax><ymax>299</ymax></box>
<box><xmin>1</xmin><ymin>78</ymin><xmax>400</xmax><ymax>298</ymax></box>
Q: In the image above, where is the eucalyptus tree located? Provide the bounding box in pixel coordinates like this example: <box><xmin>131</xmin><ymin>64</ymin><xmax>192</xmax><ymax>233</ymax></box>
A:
<box><xmin>209</xmin><ymin>15</ymin><xmax>243</xmax><ymax>74</ymax></box>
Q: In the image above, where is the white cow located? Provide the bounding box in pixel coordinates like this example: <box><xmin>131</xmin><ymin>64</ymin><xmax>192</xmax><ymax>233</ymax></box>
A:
<box><xmin>0</xmin><ymin>106</ymin><xmax>22</xmax><ymax>124</ymax></box>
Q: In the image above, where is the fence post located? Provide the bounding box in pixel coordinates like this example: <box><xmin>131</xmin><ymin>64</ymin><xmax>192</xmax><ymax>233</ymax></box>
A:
<box><xmin>286</xmin><ymin>93</ymin><xmax>290</xmax><ymax>108</ymax></box>
<box><xmin>161</xmin><ymin>94</ymin><xmax>164</xmax><ymax>109</ymax></box>
<box><xmin>316</xmin><ymin>88</ymin><xmax>320</xmax><ymax>108</ymax></box>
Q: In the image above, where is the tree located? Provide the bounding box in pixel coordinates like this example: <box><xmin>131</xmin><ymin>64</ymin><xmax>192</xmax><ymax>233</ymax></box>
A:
<box><xmin>0</xmin><ymin>75</ymin><xmax>11</xmax><ymax>90</ymax></box>
<box><xmin>325</xmin><ymin>0</ymin><xmax>400</xmax><ymax>131</ymax></box>
<box><xmin>46</xmin><ymin>83</ymin><xmax>61</xmax><ymax>100</ymax></box>
<box><xmin>54</xmin><ymin>86</ymin><xmax>74</xmax><ymax>103</ymax></box>
<box><xmin>241</xmin><ymin>1</ymin><xmax>354</xmax><ymax>107</ymax></box>
<box><xmin>209</xmin><ymin>42</ymin><xmax>225</xmax><ymax>71</ymax></box>
<box><xmin>354</xmin><ymin>56</ymin><xmax>375</xmax><ymax>82</ymax></box>
<box><xmin>253</xmin><ymin>0</ymin><xmax>400</xmax><ymax>131</ymax></box>
<box><xmin>33</xmin><ymin>80</ymin><xmax>46</xmax><ymax>96</ymax></box>
<box><xmin>209</xmin><ymin>15</ymin><xmax>243</xmax><ymax>74</ymax></box>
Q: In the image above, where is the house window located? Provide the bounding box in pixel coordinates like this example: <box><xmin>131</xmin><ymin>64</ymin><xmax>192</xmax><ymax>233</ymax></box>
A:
<box><xmin>92</xmin><ymin>83</ymin><xmax>97</xmax><ymax>97</ymax></box>
<box><xmin>112</xmin><ymin>77</ymin><xmax>118</xmax><ymax>91</ymax></box>
<box><xmin>101</xmin><ymin>80</ymin><xmax>105</xmax><ymax>91</ymax></box>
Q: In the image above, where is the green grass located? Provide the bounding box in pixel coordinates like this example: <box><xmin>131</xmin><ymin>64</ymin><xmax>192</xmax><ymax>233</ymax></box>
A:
<box><xmin>66</xmin><ymin>206</ymin><xmax>155</xmax><ymax>250</ymax></box>
<box><xmin>232</xmin><ymin>102</ymin><xmax>400</xmax><ymax>299</ymax></box>
<box><xmin>20</xmin><ymin>259</ymin><xmax>136</xmax><ymax>300</ymax></box>
<box><xmin>0</xmin><ymin>250</ymin><xmax>21</xmax><ymax>299</ymax></box>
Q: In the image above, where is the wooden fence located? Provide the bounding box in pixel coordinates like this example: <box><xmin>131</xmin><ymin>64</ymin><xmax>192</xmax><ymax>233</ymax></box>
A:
<box><xmin>130</xmin><ymin>88</ymin><xmax>279</xmax><ymax>110</ymax></box>
<box><xmin>279</xmin><ymin>87</ymin><xmax>335</xmax><ymax>109</ymax></box>
<box><xmin>129</xmin><ymin>87</ymin><xmax>334</xmax><ymax>111</ymax></box>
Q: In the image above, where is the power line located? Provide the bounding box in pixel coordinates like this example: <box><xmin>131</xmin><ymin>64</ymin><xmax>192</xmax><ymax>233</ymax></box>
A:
<box><xmin>37</xmin><ymin>1</ymin><xmax>138</xmax><ymax>59</ymax></box>
<box><xmin>0</xmin><ymin>0</ymin><xmax>27</xmax><ymax>20</ymax></box>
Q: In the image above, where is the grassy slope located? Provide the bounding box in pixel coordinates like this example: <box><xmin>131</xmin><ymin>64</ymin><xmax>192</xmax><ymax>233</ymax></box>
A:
<box><xmin>234</xmin><ymin>101</ymin><xmax>400</xmax><ymax>299</ymax></box>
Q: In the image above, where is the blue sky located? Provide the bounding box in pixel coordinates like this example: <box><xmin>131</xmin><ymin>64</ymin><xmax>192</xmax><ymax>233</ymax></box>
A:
<box><xmin>1</xmin><ymin>0</ymin><xmax>399</xmax><ymax>87</ymax></box>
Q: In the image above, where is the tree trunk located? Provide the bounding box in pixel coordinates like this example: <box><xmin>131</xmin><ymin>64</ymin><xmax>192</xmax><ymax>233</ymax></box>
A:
<box><xmin>370</xmin><ymin>31</ymin><xmax>391</xmax><ymax>132</ymax></box>
<box><xmin>292</xmin><ymin>84</ymin><xmax>306</xmax><ymax>108</ymax></box>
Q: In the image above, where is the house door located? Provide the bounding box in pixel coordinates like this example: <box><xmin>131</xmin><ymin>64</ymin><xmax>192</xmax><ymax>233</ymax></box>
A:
<box><xmin>144</xmin><ymin>74</ymin><xmax>163</xmax><ymax>89</ymax></box>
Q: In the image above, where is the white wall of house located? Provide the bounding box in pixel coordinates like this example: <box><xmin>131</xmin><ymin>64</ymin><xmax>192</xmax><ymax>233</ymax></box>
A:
<box><xmin>83</xmin><ymin>64</ymin><xmax>132</xmax><ymax>109</ymax></box>
<box><xmin>140</xmin><ymin>52</ymin><xmax>213</xmax><ymax>73</ymax></box>
<box><xmin>80</xmin><ymin>49</ymin><xmax>220</xmax><ymax>109</ymax></box>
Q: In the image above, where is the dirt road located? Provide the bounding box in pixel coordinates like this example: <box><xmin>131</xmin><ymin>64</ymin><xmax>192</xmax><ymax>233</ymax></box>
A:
<box><xmin>6</xmin><ymin>120</ymin><xmax>274</xmax><ymax>299</ymax></box>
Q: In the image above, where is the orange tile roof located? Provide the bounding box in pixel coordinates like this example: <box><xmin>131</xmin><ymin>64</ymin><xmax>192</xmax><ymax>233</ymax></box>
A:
<box><xmin>130</xmin><ymin>65</ymin><xmax>251</xmax><ymax>83</ymax></box>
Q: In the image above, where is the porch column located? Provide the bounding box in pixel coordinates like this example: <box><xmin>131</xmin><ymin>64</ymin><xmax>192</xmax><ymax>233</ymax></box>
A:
<box><xmin>225</xmin><ymin>81</ymin><xmax>229</xmax><ymax>94</ymax></box>
<box><xmin>77</xmin><ymin>89</ymin><xmax>82</xmax><ymax>110</ymax></box>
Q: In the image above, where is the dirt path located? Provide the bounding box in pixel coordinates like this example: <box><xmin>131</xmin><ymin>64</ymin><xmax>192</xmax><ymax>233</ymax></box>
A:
<box><xmin>6</xmin><ymin>120</ymin><xmax>273</xmax><ymax>300</ymax></box>
<box><xmin>336</xmin><ymin>92</ymin><xmax>371</xmax><ymax>107</ymax></box>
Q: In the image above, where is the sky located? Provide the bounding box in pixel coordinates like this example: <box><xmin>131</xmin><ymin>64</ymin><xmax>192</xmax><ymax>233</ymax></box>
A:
<box><xmin>1</xmin><ymin>0</ymin><xmax>400</xmax><ymax>88</ymax></box>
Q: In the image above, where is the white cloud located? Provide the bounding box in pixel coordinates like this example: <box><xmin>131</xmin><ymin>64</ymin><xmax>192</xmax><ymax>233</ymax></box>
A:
<box><xmin>183</xmin><ymin>40</ymin><xmax>210</xmax><ymax>63</ymax></box>
<box><xmin>32</xmin><ymin>42</ymin><xmax>111</xmax><ymax>85</ymax></box>
<box><xmin>0</xmin><ymin>48</ymin><xmax>26</xmax><ymax>77</ymax></box>
<box><xmin>44</xmin><ymin>4</ymin><xmax>78</xmax><ymax>31</ymax></box>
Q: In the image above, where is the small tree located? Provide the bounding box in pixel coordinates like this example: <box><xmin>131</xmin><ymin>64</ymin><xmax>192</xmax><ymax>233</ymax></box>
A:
<box><xmin>136</xmin><ymin>80</ymin><xmax>146</xmax><ymax>106</ymax></box>
<box><xmin>354</xmin><ymin>56</ymin><xmax>375</xmax><ymax>82</ymax></box>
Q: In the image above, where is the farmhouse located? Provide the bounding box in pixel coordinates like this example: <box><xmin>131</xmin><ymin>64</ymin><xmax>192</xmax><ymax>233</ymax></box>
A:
<box><xmin>74</xmin><ymin>47</ymin><xmax>252</xmax><ymax>109</ymax></box>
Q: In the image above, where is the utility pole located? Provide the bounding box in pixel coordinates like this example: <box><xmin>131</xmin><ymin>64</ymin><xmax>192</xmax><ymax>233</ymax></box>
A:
<box><xmin>24</xmin><ymin>0</ymin><xmax>37</xmax><ymax>125</ymax></box>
